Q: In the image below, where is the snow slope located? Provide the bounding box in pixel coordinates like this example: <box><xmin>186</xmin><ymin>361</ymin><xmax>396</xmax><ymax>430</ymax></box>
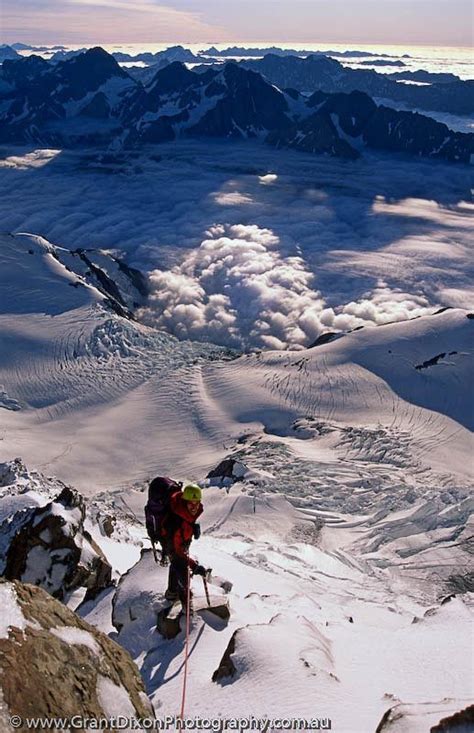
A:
<box><xmin>75</xmin><ymin>484</ymin><xmax>474</xmax><ymax>732</ymax></box>
<box><xmin>0</xmin><ymin>232</ymin><xmax>235</xmax><ymax>486</ymax></box>
<box><xmin>0</xmin><ymin>231</ymin><xmax>105</xmax><ymax>315</ymax></box>
<box><xmin>1</xmin><ymin>234</ymin><xmax>471</xmax><ymax>492</ymax></box>
<box><xmin>0</xmin><ymin>228</ymin><xmax>472</xmax><ymax>731</ymax></box>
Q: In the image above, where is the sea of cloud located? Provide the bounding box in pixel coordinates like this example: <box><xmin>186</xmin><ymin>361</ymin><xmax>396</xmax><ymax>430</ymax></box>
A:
<box><xmin>0</xmin><ymin>141</ymin><xmax>472</xmax><ymax>349</ymax></box>
<box><xmin>138</xmin><ymin>222</ymin><xmax>434</xmax><ymax>349</ymax></box>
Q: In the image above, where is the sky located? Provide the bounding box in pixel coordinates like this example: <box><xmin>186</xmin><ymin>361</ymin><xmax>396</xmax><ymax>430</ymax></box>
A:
<box><xmin>1</xmin><ymin>0</ymin><xmax>473</xmax><ymax>47</ymax></box>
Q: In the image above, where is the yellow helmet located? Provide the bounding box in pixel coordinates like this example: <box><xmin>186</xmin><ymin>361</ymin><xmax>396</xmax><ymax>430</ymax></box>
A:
<box><xmin>182</xmin><ymin>483</ymin><xmax>202</xmax><ymax>502</ymax></box>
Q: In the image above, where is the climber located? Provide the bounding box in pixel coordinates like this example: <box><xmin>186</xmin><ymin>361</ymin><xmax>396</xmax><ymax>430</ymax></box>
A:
<box><xmin>163</xmin><ymin>483</ymin><xmax>208</xmax><ymax>611</ymax></box>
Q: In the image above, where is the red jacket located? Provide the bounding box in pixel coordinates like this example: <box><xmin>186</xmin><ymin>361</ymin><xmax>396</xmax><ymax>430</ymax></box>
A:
<box><xmin>168</xmin><ymin>491</ymin><xmax>203</xmax><ymax>569</ymax></box>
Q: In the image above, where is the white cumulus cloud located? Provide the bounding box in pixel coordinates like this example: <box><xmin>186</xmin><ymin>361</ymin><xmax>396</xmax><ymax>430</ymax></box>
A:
<box><xmin>138</xmin><ymin>224</ymin><xmax>328</xmax><ymax>350</ymax></box>
<box><xmin>138</xmin><ymin>225</ymin><xmax>436</xmax><ymax>350</ymax></box>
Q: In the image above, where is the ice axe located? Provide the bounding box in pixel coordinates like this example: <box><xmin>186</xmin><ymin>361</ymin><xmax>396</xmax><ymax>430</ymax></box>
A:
<box><xmin>202</xmin><ymin>569</ymin><xmax>212</xmax><ymax>607</ymax></box>
<box><xmin>201</xmin><ymin>569</ymin><xmax>230</xmax><ymax>621</ymax></box>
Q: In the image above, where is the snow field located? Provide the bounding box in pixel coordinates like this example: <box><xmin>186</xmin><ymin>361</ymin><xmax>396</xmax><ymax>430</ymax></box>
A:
<box><xmin>0</xmin><ymin>215</ymin><xmax>472</xmax><ymax>730</ymax></box>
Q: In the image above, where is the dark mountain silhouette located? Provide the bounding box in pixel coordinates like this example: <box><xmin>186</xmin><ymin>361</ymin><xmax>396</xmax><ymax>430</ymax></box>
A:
<box><xmin>0</xmin><ymin>48</ymin><xmax>472</xmax><ymax>163</ymax></box>
<box><xmin>241</xmin><ymin>54</ymin><xmax>474</xmax><ymax>116</ymax></box>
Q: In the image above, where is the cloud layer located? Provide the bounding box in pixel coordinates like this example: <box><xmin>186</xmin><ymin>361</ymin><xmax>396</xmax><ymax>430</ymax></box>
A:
<box><xmin>138</xmin><ymin>223</ymin><xmax>435</xmax><ymax>349</ymax></box>
<box><xmin>0</xmin><ymin>141</ymin><xmax>472</xmax><ymax>350</ymax></box>
<box><xmin>139</xmin><ymin>224</ymin><xmax>326</xmax><ymax>349</ymax></box>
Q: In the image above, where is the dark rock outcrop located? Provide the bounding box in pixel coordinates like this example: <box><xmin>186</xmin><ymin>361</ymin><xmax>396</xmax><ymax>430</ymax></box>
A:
<box><xmin>267</xmin><ymin>110</ymin><xmax>360</xmax><ymax>159</ymax></box>
<box><xmin>156</xmin><ymin>604</ymin><xmax>182</xmax><ymax>639</ymax></box>
<box><xmin>149</xmin><ymin>60</ymin><xmax>198</xmax><ymax>94</ymax></box>
<box><xmin>431</xmin><ymin>704</ymin><xmax>474</xmax><ymax>732</ymax></box>
<box><xmin>376</xmin><ymin>701</ymin><xmax>474</xmax><ymax>732</ymax></box>
<box><xmin>207</xmin><ymin>457</ymin><xmax>247</xmax><ymax>482</ymax></box>
<box><xmin>362</xmin><ymin>105</ymin><xmax>473</xmax><ymax>163</ymax></box>
<box><xmin>112</xmin><ymin>45</ymin><xmax>200</xmax><ymax>65</ymax></box>
<box><xmin>0</xmin><ymin>44</ymin><xmax>21</xmax><ymax>62</ymax></box>
<box><xmin>446</xmin><ymin>572</ymin><xmax>474</xmax><ymax>593</ymax></box>
<box><xmin>308</xmin><ymin>331</ymin><xmax>341</xmax><ymax>348</ymax></box>
<box><xmin>1</xmin><ymin>54</ymin><xmax>50</xmax><ymax>90</ymax></box>
<box><xmin>387</xmin><ymin>70</ymin><xmax>460</xmax><ymax>84</ymax></box>
<box><xmin>0</xmin><ymin>47</ymin><xmax>134</xmax><ymax>145</ymax></box>
<box><xmin>57</xmin><ymin>46</ymin><xmax>128</xmax><ymax>91</ymax></box>
<box><xmin>270</xmin><ymin>90</ymin><xmax>474</xmax><ymax>163</ymax></box>
<box><xmin>189</xmin><ymin>63</ymin><xmax>290</xmax><ymax>138</ymax></box>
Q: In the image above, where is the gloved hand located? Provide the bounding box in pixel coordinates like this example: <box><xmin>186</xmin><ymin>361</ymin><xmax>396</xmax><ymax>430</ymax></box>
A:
<box><xmin>193</xmin><ymin>523</ymin><xmax>201</xmax><ymax>539</ymax></box>
<box><xmin>193</xmin><ymin>564</ymin><xmax>207</xmax><ymax>577</ymax></box>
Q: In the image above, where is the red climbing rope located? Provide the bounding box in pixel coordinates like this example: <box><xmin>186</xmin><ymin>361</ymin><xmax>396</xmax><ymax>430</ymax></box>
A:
<box><xmin>179</xmin><ymin>558</ymin><xmax>192</xmax><ymax>722</ymax></box>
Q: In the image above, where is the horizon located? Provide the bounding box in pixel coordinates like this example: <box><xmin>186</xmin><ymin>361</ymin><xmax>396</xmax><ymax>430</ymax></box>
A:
<box><xmin>3</xmin><ymin>40</ymin><xmax>474</xmax><ymax>51</ymax></box>
<box><xmin>1</xmin><ymin>0</ymin><xmax>472</xmax><ymax>47</ymax></box>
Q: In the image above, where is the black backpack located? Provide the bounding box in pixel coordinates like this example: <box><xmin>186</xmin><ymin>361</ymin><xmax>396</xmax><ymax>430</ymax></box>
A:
<box><xmin>145</xmin><ymin>476</ymin><xmax>182</xmax><ymax>546</ymax></box>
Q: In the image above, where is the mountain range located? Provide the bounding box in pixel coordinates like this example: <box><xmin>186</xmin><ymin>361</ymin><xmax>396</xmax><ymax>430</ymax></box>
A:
<box><xmin>240</xmin><ymin>54</ymin><xmax>474</xmax><ymax>115</ymax></box>
<box><xmin>0</xmin><ymin>47</ymin><xmax>472</xmax><ymax>163</ymax></box>
<box><xmin>200</xmin><ymin>46</ymin><xmax>412</xmax><ymax>59</ymax></box>
<box><xmin>0</xmin><ymin>44</ymin><xmax>21</xmax><ymax>62</ymax></box>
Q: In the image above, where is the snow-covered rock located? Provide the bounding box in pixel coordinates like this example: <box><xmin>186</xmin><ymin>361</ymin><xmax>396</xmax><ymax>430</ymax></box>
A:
<box><xmin>0</xmin><ymin>458</ymin><xmax>72</xmax><ymax>576</ymax></box>
<box><xmin>3</xmin><ymin>232</ymin><xmax>147</xmax><ymax>319</ymax></box>
<box><xmin>212</xmin><ymin>613</ymin><xmax>335</xmax><ymax>692</ymax></box>
<box><xmin>0</xmin><ymin>457</ymin><xmax>64</xmax><ymax>500</ymax></box>
<box><xmin>376</xmin><ymin>700</ymin><xmax>474</xmax><ymax>732</ymax></box>
<box><xmin>112</xmin><ymin>548</ymin><xmax>169</xmax><ymax>632</ymax></box>
<box><xmin>3</xmin><ymin>485</ymin><xmax>112</xmax><ymax>601</ymax></box>
<box><xmin>0</xmin><ymin>579</ymin><xmax>154</xmax><ymax>725</ymax></box>
<box><xmin>207</xmin><ymin>457</ymin><xmax>250</xmax><ymax>485</ymax></box>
